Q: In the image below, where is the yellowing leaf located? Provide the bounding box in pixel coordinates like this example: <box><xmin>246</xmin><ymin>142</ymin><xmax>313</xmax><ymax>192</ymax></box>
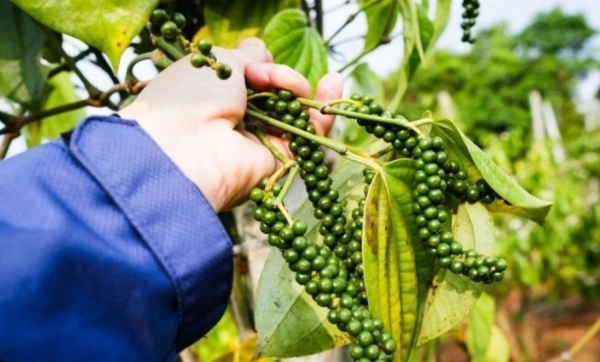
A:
<box><xmin>417</xmin><ymin>203</ymin><xmax>494</xmax><ymax>344</ymax></box>
<box><xmin>254</xmin><ymin>249</ymin><xmax>351</xmax><ymax>358</ymax></box>
<box><xmin>254</xmin><ymin>157</ymin><xmax>370</xmax><ymax>358</ymax></box>
<box><xmin>12</xmin><ymin>0</ymin><xmax>159</xmax><ymax>70</ymax></box>
<box><xmin>211</xmin><ymin>334</ymin><xmax>273</xmax><ymax>362</ymax></box>
<box><xmin>466</xmin><ymin>293</ymin><xmax>495</xmax><ymax>361</ymax></box>
<box><xmin>40</xmin><ymin>71</ymin><xmax>85</xmax><ymax>140</ymax></box>
<box><xmin>199</xmin><ymin>0</ymin><xmax>298</xmax><ymax>48</ymax></box>
<box><xmin>363</xmin><ymin>159</ymin><xmax>421</xmax><ymax>362</ymax></box>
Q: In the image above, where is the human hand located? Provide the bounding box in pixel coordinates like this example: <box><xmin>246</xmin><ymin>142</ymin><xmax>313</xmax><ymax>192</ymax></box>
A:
<box><xmin>118</xmin><ymin>38</ymin><xmax>343</xmax><ymax>212</ymax></box>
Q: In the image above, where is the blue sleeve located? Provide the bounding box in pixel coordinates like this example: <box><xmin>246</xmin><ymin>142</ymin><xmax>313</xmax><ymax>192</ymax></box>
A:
<box><xmin>0</xmin><ymin>116</ymin><xmax>233</xmax><ymax>362</ymax></box>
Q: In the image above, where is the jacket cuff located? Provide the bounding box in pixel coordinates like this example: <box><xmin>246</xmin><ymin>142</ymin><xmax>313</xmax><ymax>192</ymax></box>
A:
<box><xmin>68</xmin><ymin>115</ymin><xmax>233</xmax><ymax>349</ymax></box>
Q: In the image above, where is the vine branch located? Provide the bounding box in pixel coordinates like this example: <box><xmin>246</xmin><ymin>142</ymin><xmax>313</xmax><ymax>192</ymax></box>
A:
<box><xmin>546</xmin><ymin>315</ymin><xmax>600</xmax><ymax>362</ymax></box>
<box><xmin>47</xmin><ymin>48</ymin><xmax>93</xmax><ymax>79</ymax></box>
<box><xmin>324</xmin><ymin>0</ymin><xmax>380</xmax><ymax>47</ymax></box>
<box><xmin>0</xmin><ymin>81</ymin><xmax>147</xmax><ymax>136</ymax></box>
<box><xmin>41</xmin><ymin>27</ymin><xmax>99</xmax><ymax>97</ymax></box>
<box><xmin>0</xmin><ymin>132</ymin><xmax>19</xmax><ymax>160</ymax></box>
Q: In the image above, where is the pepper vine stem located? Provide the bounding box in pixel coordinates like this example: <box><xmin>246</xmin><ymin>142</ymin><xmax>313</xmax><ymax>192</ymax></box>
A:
<box><xmin>155</xmin><ymin>37</ymin><xmax>186</xmax><ymax>61</ymax></box>
<box><xmin>250</xmin><ymin>125</ymin><xmax>298</xmax><ymax>225</ymax></box>
<box><xmin>251</xmin><ymin>126</ymin><xmax>292</xmax><ymax>166</ymax></box>
<box><xmin>41</xmin><ymin>27</ymin><xmax>98</xmax><ymax>96</ymax></box>
<box><xmin>247</xmin><ymin>92</ymin><xmax>277</xmax><ymax>101</ymax></box>
<box><xmin>296</xmin><ymin>98</ymin><xmax>425</xmax><ymax>137</ymax></box>
<box><xmin>245</xmin><ymin>109</ymin><xmax>382</xmax><ymax>171</ymax></box>
<box><xmin>547</xmin><ymin>315</ymin><xmax>600</xmax><ymax>362</ymax></box>
<box><xmin>126</xmin><ymin>52</ymin><xmax>154</xmax><ymax>81</ymax></box>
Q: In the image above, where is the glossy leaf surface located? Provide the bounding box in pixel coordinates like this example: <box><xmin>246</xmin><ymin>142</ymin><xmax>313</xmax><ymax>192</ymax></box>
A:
<box><xmin>360</xmin><ymin>0</ymin><xmax>398</xmax><ymax>51</ymax></box>
<box><xmin>0</xmin><ymin>0</ymin><xmax>45</xmax><ymax>107</ymax></box>
<box><xmin>417</xmin><ymin>202</ymin><xmax>494</xmax><ymax>344</ymax></box>
<box><xmin>363</xmin><ymin>159</ymin><xmax>420</xmax><ymax>362</ymax></box>
<box><xmin>254</xmin><ymin>159</ymin><xmax>365</xmax><ymax>357</ymax></box>
<box><xmin>429</xmin><ymin>118</ymin><xmax>553</xmax><ymax>225</ymax></box>
<box><xmin>199</xmin><ymin>0</ymin><xmax>297</xmax><ymax>48</ymax></box>
<box><xmin>12</xmin><ymin>0</ymin><xmax>159</xmax><ymax>70</ymax></box>
<box><xmin>262</xmin><ymin>9</ymin><xmax>328</xmax><ymax>92</ymax></box>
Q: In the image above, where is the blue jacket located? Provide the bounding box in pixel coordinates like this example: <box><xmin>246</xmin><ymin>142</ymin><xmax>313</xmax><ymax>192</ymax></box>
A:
<box><xmin>0</xmin><ymin>116</ymin><xmax>233</xmax><ymax>361</ymax></box>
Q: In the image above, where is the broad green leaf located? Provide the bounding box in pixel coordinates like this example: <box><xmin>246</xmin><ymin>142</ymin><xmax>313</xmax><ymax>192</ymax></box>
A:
<box><xmin>466</xmin><ymin>292</ymin><xmax>495</xmax><ymax>362</ymax></box>
<box><xmin>350</xmin><ymin>63</ymin><xmax>385</xmax><ymax>101</ymax></box>
<box><xmin>417</xmin><ymin>203</ymin><xmax>494</xmax><ymax>344</ymax></box>
<box><xmin>12</xmin><ymin>0</ymin><xmax>159</xmax><ymax>70</ymax></box>
<box><xmin>40</xmin><ymin>71</ymin><xmax>84</xmax><ymax>140</ymax></box>
<box><xmin>360</xmin><ymin>0</ymin><xmax>398</xmax><ymax>51</ymax></box>
<box><xmin>199</xmin><ymin>0</ymin><xmax>298</xmax><ymax>48</ymax></box>
<box><xmin>190</xmin><ymin>308</ymin><xmax>239</xmax><ymax>362</ymax></box>
<box><xmin>22</xmin><ymin>122</ymin><xmax>42</xmax><ymax>148</ymax></box>
<box><xmin>262</xmin><ymin>9</ymin><xmax>328</xmax><ymax>92</ymax></box>
<box><xmin>481</xmin><ymin>326</ymin><xmax>510</xmax><ymax>362</ymax></box>
<box><xmin>389</xmin><ymin>0</ymin><xmax>450</xmax><ymax>109</ymax></box>
<box><xmin>430</xmin><ymin>0</ymin><xmax>451</xmax><ymax>47</ymax></box>
<box><xmin>406</xmin><ymin>6</ymin><xmax>434</xmax><ymax>81</ymax></box>
<box><xmin>254</xmin><ymin>248</ymin><xmax>351</xmax><ymax>358</ymax></box>
<box><xmin>0</xmin><ymin>0</ymin><xmax>46</xmax><ymax>108</ymax></box>
<box><xmin>22</xmin><ymin>71</ymin><xmax>84</xmax><ymax>148</ymax></box>
<box><xmin>363</xmin><ymin>159</ymin><xmax>420</xmax><ymax>362</ymax></box>
<box><xmin>388</xmin><ymin>1</ymin><xmax>424</xmax><ymax>110</ymax></box>
<box><xmin>254</xmin><ymin>159</ymin><xmax>365</xmax><ymax>357</ymax></box>
<box><xmin>429</xmin><ymin>119</ymin><xmax>553</xmax><ymax>225</ymax></box>
<box><xmin>211</xmin><ymin>334</ymin><xmax>273</xmax><ymax>362</ymax></box>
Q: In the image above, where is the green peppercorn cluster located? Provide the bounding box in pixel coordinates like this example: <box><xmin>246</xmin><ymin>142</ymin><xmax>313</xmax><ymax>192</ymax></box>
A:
<box><xmin>148</xmin><ymin>0</ymin><xmax>185</xmax><ymax>40</ymax></box>
<box><xmin>249</xmin><ymin>89</ymin><xmax>397</xmax><ymax>361</ymax></box>
<box><xmin>343</xmin><ymin>93</ymin><xmax>507</xmax><ymax>284</ymax></box>
<box><xmin>189</xmin><ymin>39</ymin><xmax>232</xmax><ymax>79</ymax></box>
<box><xmin>461</xmin><ymin>0</ymin><xmax>480</xmax><ymax>43</ymax></box>
<box><xmin>147</xmin><ymin>3</ymin><xmax>231</xmax><ymax>80</ymax></box>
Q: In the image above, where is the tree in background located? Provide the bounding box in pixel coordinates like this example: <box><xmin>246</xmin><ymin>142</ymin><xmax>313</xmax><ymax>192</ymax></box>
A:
<box><xmin>390</xmin><ymin>7</ymin><xmax>598</xmax><ymax>161</ymax></box>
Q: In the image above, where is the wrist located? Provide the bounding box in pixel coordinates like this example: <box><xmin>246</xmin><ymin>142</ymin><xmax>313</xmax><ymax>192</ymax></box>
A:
<box><xmin>118</xmin><ymin>104</ymin><xmax>227</xmax><ymax>212</ymax></box>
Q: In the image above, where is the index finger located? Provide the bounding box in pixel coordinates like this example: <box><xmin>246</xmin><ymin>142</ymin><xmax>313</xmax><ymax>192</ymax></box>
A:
<box><xmin>245</xmin><ymin>63</ymin><xmax>311</xmax><ymax>99</ymax></box>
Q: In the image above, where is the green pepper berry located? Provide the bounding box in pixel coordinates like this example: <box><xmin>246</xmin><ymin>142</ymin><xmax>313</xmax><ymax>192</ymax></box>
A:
<box><xmin>150</xmin><ymin>9</ymin><xmax>168</xmax><ymax>24</ymax></box>
<box><xmin>160</xmin><ymin>21</ymin><xmax>179</xmax><ymax>38</ymax></box>
<box><xmin>196</xmin><ymin>39</ymin><xmax>212</xmax><ymax>55</ymax></box>
<box><xmin>216</xmin><ymin>63</ymin><xmax>232</xmax><ymax>80</ymax></box>
<box><xmin>172</xmin><ymin>13</ymin><xmax>186</xmax><ymax>29</ymax></box>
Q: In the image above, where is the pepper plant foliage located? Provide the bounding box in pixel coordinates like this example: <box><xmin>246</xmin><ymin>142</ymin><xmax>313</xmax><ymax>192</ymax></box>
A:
<box><xmin>0</xmin><ymin>0</ymin><xmax>552</xmax><ymax>360</ymax></box>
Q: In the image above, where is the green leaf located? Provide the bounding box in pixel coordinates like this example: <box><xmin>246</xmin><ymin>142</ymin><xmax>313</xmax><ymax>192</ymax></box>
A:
<box><xmin>11</xmin><ymin>0</ymin><xmax>160</xmax><ymax>70</ymax></box>
<box><xmin>360</xmin><ymin>0</ymin><xmax>398</xmax><ymax>51</ymax></box>
<box><xmin>254</xmin><ymin>159</ymin><xmax>365</xmax><ymax>358</ymax></box>
<box><xmin>481</xmin><ymin>326</ymin><xmax>510</xmax><ymax>362</ymax></box>
<box><xmin>40</xmin><ymin>71</ymin><xmax>84</xmax><ymax>140</ymax></box>
<box><xmin>363</xmin><ymin>159</ymin><xmax>421</xmax><ymax>362</ymax></box>
<box><xmin>254</xmin><ymin>249</ymin><xmax>351</xmax><ymax>358</ymax></box>
<box><xmin>262</xmin><ymin>9</ymin><xmax>328</xmax><ymax>92</ymax></box>
<box><xmin>466</xmin><ymin>293</ymin><xmax>495</xmax><ymax>362</ymax></box>
<box><xmin>350</xmin><ymin>63</ymin><xmax>385</xmax><ymax>101</ymax></box>
<box><xmin>430</xmin><ymin>0</ymin><xmax>451</xmax><ymax>47</ymax></box>
<box><xmin>417</xmin><ymin>203</ymin><xmax>494</xmax><ymax>344</ymax></box>
<box><xmin>389</xmin><ymin>0</ymin><xmax>451</xmax><ymax>110</ymax></box>
<box><xmin>200</xmin><ymin>0</ymin><xmax>298</xmax><ymax>48</ymax></box>
<box><xmin>429</xmin><ymin>119</ymin><xmax>553</xmax><ymax>225</ymax></box>
<box><xmin>0</xmin><ymin>0</ymin><xmax>46</xmax><ymax>108</ymax></box>
<box><xmin>22</xmin><ymin>122</ymin><xmax>42</xmax><ymax>148</ymax></box>
<box><xmin>406</xmin><ymin>6</ymin><xmax>434</xmax><ymax>81</ymax></box>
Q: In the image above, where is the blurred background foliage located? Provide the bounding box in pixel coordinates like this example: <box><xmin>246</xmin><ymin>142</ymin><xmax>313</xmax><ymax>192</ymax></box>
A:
<box><xmin>348</xmin><ymin>7</ymin><xmax>600</xmax><ymax>306</ymax></box>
